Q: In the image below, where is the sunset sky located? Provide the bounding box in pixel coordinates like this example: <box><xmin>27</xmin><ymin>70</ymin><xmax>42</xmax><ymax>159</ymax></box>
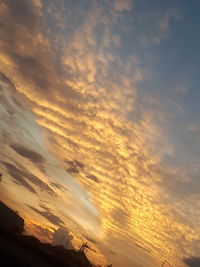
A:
<box><xmin>0</xmin><ymin>0</ymin><xmax>200</xmax><ymax>266</ymax></box>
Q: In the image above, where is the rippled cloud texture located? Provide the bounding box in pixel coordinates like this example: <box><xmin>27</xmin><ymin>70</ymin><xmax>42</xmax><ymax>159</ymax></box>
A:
<box><xmin>1</xmin><ymin>0</ymin><xmax>200</xmax><ymax>266</ymax></box>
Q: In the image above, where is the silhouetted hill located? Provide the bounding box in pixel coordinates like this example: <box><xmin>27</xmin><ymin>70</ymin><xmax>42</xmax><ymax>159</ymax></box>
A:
<box><xmin>0</xmin><ymin>201</ymin><xmax>24</xmax><ymax>234</ymax></box>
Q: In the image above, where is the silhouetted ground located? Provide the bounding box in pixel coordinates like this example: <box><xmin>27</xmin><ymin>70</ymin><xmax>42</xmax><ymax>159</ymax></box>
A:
<box><xmin>0</xmin><ymin>201</ymin><xmax>93</xmax><ymax>267</ymax></box>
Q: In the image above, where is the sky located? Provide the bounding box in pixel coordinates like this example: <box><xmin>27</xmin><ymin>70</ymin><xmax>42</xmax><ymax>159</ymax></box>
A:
<box><xmin>0</xmin><ymin>0</ymin><xmax>200</xmax><ymax>266</ymax></box>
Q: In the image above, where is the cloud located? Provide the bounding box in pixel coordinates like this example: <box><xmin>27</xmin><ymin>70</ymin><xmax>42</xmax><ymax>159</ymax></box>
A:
<box><xmin>67</xmin><ymin>167</ymin><xmax>79</xmax><ymax>174</ymax></box>
<box><xmin>138</xmin><ymin>8</ymin><xmax>182</xmax><ymax>45</ymax></box>
<box><xmin>0</xmin><ymin>1</ymin><xmax>198</xmax><ymax>267</ymax></box>
<box><xmin>0</xmin><ymin>0</ymin><xmax>60</xmax><ymax>98</ymax></box>
<box><xmin>111</xmin><ymin>208</ymin><xmax>129</xmax><ymax>226</ymax></box>
<box><xmin>9</xmin><ymin>143</ymin><xmax>46</xmax><ymax>173</ymax></box>
<box><xmin>0</xmin><ymin>72</ymin><xmax>16</xmax><ymax>92</ymax></box>
<box><xmin>52</xmin><ymin>227</ymin><xmax>74</xmax><ymax>249</ymax></box>
<box><xmin>2</xmin><ymin>161</ymin><xmax>37</xmax><ymax>194</ymax></box>
<box><xmin>2</xmin><ymin>0</ymin><xmax>39</xmax><ymax>27</ymax></box>
<box><xmin>23</xmin><ymin>3</ymin><xmax>190</xmax><ymax>263</ymax></box>
<box><xmin>65</xmin><ymin>159</ymin><xmax>85</xmax><ymax>169</ymax></box>
<box><xmin>0</xmin><ymin>74</ymin><xmax>26</xmax><ymax>112</ymax></box>
<box><xmin>86</xmin><ymin>174</ymin><xmax>100</xmax><ymax>183</ymax></box>
<box><xmin>2</xmin><ymin>161</ymin><xmax>55</xmax><ymax>196</ymax></box>
<box><xmin>74</xmin><ymin>160</ymin><xmax>85</xmax><ymax>169</ymax></box>
<box><xmin>27</xmin><ymin>204</ymin><xmax>64</xmax><ymax>226</ymax></box>
<box><xmin>25</xmin><ymin>220</ymin><xmax>53</xmax><ymax>243</ymax></box>
<box><xmin>113</xmin><ymin>0</ymin><xmax>132</xmax><ymax>12</ymax></box>
<box><xmin>109</xmin><ymin>250</ymin><xmax>117</xmax><ymax>255</ymax></box>
<box><xmin>0</xmin><ymin>72</ymin><xmax>26</xmax><ymax>118</ymax></box>
<box><xmin>10</xmin><ymin>144</ymin><xmax>45</xmax><ymax>164</ymax></box>
<box><xmin>158</xmin><ymin>9</ymin><xmax>181</xmax><ymax>32</ymax></box>
<box><xmin>50</xmin><ymin>182</ymin><xmax>69</xmax><ymax>192</ymax></box>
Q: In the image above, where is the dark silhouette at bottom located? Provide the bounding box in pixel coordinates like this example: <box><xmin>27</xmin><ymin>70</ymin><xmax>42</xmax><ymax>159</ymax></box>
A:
<box><xmin>0</xmin><ymin>201</ymin><xmax>112</xmax><ymax>267</ymax></box>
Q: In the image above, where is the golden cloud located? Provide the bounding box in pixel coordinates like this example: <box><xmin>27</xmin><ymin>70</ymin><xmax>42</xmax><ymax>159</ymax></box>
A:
<box><xmin>0</xmin><ymin>1</ymin><xmax>199</xmax><ymax>267</ymax></box>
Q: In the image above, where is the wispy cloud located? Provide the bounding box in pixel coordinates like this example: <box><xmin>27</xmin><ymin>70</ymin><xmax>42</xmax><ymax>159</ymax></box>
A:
<box><xmin>113</xmin><ymin>0</ymin><xmax>133</xmax><ymax>12</ymax></box>
<box><xmin>138</xmin><ymin>8</ymin><xmax>182</xmax><ymax>45</ymax></box>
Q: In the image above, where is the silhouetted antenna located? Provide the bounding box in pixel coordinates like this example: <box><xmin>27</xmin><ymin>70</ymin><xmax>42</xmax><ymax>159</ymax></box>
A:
<box><xmin>79</xmin><ymin>242</ymin><xmax>96</xmax><ymax>253</ymax></box>
<box><xmin>161</xmin><ymin>260</ymin><xmax>172</xmax><ymax>267</ymax></box>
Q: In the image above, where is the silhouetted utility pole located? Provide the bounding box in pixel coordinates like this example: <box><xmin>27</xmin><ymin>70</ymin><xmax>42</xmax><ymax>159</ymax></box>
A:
<box><xmin>79</xmin><ymin>242</ymin><xmax>96</xmax><ymax>253</ymax></box>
